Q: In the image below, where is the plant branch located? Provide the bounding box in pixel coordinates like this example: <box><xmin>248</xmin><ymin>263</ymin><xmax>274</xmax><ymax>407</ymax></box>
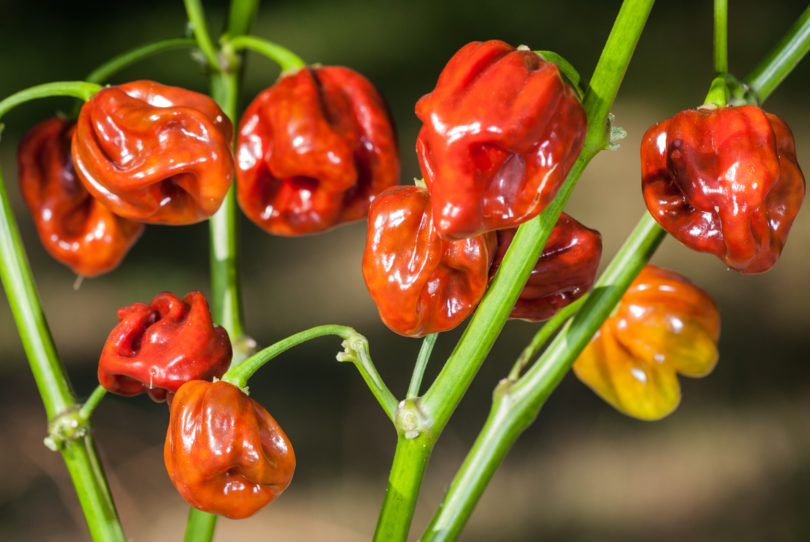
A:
<box><xmin>0</xmin><ymin>82</ymin><xmax>101</xmax><ymax>122</ymax></box>
<box><xmin>223</xmin><ymin>35</ymin><xmax>306</xmax><ymax>72</ymax></box>
<box><xmin>745</xmin><ymin>4</ymin><xmax>810</xmax><ymax>102</ymax></box>
<box><xmin>184</xmin><ymin>0</ymin><xmax>221</xmax><ymax>71</ymax></box>
<box><xmin>407</xmin><ymin>333</ymin><xmax>438</xmax><ymax>399</ymax></box>
<box><xmin>85</xmin><ymin>38</ymin><xmax>198</xmax><ymax>84</ymax></box>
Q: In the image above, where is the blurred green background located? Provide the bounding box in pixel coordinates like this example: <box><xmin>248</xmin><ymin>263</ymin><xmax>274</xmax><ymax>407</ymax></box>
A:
<box><xmin>1</xmin><ymin>0</ymin><xmax>809</xmax><ymax>540</ymax></box>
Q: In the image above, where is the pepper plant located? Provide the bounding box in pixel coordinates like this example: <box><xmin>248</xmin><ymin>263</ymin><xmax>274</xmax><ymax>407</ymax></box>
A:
<box><xmin>0</xmin><ymin>0</ymin><xmax>808</xmax><ymax>540</ymax></box>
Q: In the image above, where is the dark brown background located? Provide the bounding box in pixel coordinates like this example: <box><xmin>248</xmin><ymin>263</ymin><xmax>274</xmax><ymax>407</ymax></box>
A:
<box><xmin>0</xmin><ymin>0</ymin><xmax>808</xmax><ymax>540</ymax></box>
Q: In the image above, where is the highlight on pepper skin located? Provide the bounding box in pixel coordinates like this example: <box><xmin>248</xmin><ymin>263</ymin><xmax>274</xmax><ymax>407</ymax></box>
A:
<box><xmin>415</xmin><ymin>39</ymin><xmax>587</xmax><ymax>240</ymax></box>
<box><xmin>573</xmin><ymin>265</ymin><xmax>721</xmax><ymax>421</ymax></box>
<box><xmin>236</xmin><ymin>66</ymin><xmax>399</xmax><ymax>236</ymax></box>
<box><xmin>164</xmin><ymin>380</ymin><xmax>296</xmax><ymax>519</ymax></box>
<box><xmin>16</xmin><ymin>117</ymin><xmax>144</xmax><ymax>277</ymax></box>
<box><xmin>98</xmin><ymin>291</ymin><xmax>232</xmax><ymax>403</ymax></box>
<box><xmin>72</xmin><ymin>80</ymin><xmax>235</xmax><ymax>225</ymax></box>
<box><xmin>641</xmin><ymin>104</ymin><xmax>805</xmax><ymax>273</ymax></box>
<box><xmin>362</xmin><ymin>184</ymin><xmax>496</xmax><ymax>337</ymax></box>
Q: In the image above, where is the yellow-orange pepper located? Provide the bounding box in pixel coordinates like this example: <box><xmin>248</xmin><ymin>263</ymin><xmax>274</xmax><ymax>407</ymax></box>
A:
<box><xmin>573</xmin><ymin>265</ymin><xmax>720</xmax><ymax>420</ymax></box>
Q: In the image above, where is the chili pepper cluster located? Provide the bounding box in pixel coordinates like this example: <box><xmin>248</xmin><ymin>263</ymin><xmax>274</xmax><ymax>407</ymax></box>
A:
<box><xmin>362</xmin><ymin>40</ymin><xmax>601</xmax><ymax>337</ymax></box>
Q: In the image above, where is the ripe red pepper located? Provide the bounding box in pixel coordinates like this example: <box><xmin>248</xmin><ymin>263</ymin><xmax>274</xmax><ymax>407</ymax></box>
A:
<box><xmin>415</xmin><ymin>40</ymin><xmax>587</xmax><ymax>240</ymax></box>
<box><xmin>490</xmin><ymin>213</ymin><xmax>602</xmax><ymax>321</ymax></box>
<box><xmin>362</xmin><ymin>185</ymin><xmax>496</xmax><ymax>337</ymax></box>
<box><xmin>573</xmin><ymin>265</ymin><xmax>721</xmax><ymax>420</ymax></box>
<box><xmin>641</xmin><ymin>105</ymin><xmax>805</xmax><ymax>273</ymax></box>
<box><xmin>16</xmin><ymin>117</ymin><xmax>143</xmax><ymax>277</ymax></box>
<box><xmin>72</xmin><ymin>80</ymin><xmax>235</xmax><ymax>225</ymax></box>
<box><xmin>164</xmin><ymin>380</ymin><xmax>295</xmax><ymax>519</ymax></box>
<box><xmin>98</xmin><ymin>291</ymin><xmax>231</xmax><ymax>402</ymax></box>
<box><xmin>236</xmin><ymin>66</ymin><xmax>399</xmax><ymax>235</ymax></box>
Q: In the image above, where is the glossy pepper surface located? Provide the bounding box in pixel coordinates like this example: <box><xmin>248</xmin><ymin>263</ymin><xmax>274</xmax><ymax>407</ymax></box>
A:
<box><xmin>641</xmin><ymin>105</ymin><xmax>805</xmax><ymax>273</ymax></box>
<box><xmin>164</xmin><ymin>380</ymin><xmax>295</xmax><ymax>519</ymax></box>
<box><xmin>573</xmin><ymin>265</ymin><xmax>721</xmax><ymax>420</ymax></box>
<box><xmin>236</xmin><ymin>66</ymin><xmax>399</xmax><ymax>235</ymax></box>
<box><xmin>362</xmin><ymin>185</ymin><xmax>496</xmax><ymax>337</ymax></box>
<box><xmin>17</xmin><ymin>117</ymin><xmax>144</xmax><ymax>277</ymax></box>
<box><xmin>415</xmin><ymin>40</ymin><xmax>587</xmax><ymax>240</ymax></box>
<box><xmin>72</xmin><ymin>80</ymin><xmax>234</xmax><ymax>225</ymax></box>
<box><xmin>490</xmin><ymin>213</ymin><xmax>601</xmax><ymax>321</ymax></box>
<box><xmin>98</xmin><ymin>291</ymin><xmax>231</xmax><ymax>402</ymax></box>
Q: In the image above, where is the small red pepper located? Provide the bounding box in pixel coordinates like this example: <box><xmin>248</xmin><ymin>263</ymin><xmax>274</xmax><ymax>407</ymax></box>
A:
<box><xmin>415</xmin><ymin>40</ymin><xmax>587</xmax><ymax>239</ymax></box>
<box><xmin>490</xmin><ymin>213</ymin><xmax>602</xmax><ymax>321</ymax></box>
<box><xmin>16</xmin><ymin>117</ymin><xmax>144</xmax><ymax>277</ymax></box>
<box><xmin>72</xmin><ymin>80</ymin><xmax>235</xmax><ymax>225</ymax></box>
<box><xmin>236</xmin><ymin>66</ymin><xmax>399</xmax><ymax>235</ymax></box>
<box><xmin>641</xmin><ymin>104</ymin><xmax>805</xmax><ymax>273</ymax></box>
<box><xmin>573</xmin><ymin>265</ymin><xmax>721</xmax><ymax>420</ymax></box>
<box><xmin>164</xmin><ymin>380</ymin><xmax>295</xmax><ymax>519</ymax></box>
<box><xmin>98</xmin><ymin>291</ymin><xmax>231</xmax><ymax>403</ymax></box>
<box><xmin>362</xmin><ymin>185</ymin><xmax>496</xmax><ymax>337</ymax></box>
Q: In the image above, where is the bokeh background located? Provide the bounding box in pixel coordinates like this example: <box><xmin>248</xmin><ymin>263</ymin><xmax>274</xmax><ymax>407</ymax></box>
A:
<box><xmin>1</xmin><ymin>0</ymin><xmax>809</xmax><ymax>540</ymax></box>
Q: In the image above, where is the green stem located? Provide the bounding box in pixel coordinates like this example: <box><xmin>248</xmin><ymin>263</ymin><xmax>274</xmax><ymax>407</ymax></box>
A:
<box><xmin>184</xmin><ymin>508</ymin><xmax>218</xmax><ymax>542</ymax></box>
<box><xmin>374</xmin><ymin>1</ymin><xmax>655</xmax><ymax>539</ymax></box>
<box><xmin>0</xmin><ymin>82</ymin><xmax>101</xmax><ymax>121</ymax></box>
<box><xmin>183</xmin><ymin>0</ymin><xmax>221</xmax><ymax>71</ymax></box>
<box><xmin>714</xmin><ymin>0</ymin><xmax>728</xmax><ymax>74</ymax></box>
<box><xmin>421</xmin><ymin>215</ymin><xmax>666</xmax><ymax>542</ymax></box>
<box><xmin>85</xmin><ymin>38</ymin><xmax>198</xmax><ymax>84</ymax></box>
<box><xmin>745</xmin><ymin>4</ymin><xmax>810</xmax><ymax>102</ymax></box>
<box><xmin>0</xmin><ymin>166</ymin><xmax>124</xmax><ymax>539</ymax></box>
<box><xmin>407</xmin><ymin>333</ymin><xmax>438</xmax><ymax>399</ymax></box>
<box><xmin>222</xmin><ymin>325</ymin><xmax>398</xmax><ymax>421</ymax></box>
<box><xmin>224</xmin><ymin>35</ymin><xmax>306</xmax><ymax>72</ymax></box>
<box><xmin>507</xmin><ymin>295</ymin><xmax>586</xmax><ymax>381</ymax></box>
<box><xmin>78</xmin><ymin>386</ymin><xmax>107</xmax><ymax>421</ymax></box>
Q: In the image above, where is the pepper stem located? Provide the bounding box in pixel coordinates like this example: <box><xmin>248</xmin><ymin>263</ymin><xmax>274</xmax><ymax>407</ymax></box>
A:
<box><xmin>85</xmin><ymin>38</ymin><xmax>198</xmax><ymax>84</ymax></box>
<box><xmin>222</xmin><ymin>35</ymin><xmax>307</xmax><ymax>73</ymax></box>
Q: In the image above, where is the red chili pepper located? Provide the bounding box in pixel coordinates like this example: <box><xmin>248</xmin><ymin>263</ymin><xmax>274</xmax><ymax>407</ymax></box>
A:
<box><xmin>491</xmin><ymin>213</ymin><xmax>601</xmax><ymax>321</ymax></box>
<box><xmin>72</xmin><ymin>80</ymin><xmax>234</xmax><ymax>225</ymax></box>
<box><xmin>641</xmin><ymin>104</ymin><xmax>805</xmax><ymax>273</ymax></box>
<box><xmin>16</xmin><ymin>117</ymin><xmax>144</xmax><ymax>277</ymax></box>
<box><xmin>98</xmin><ymin>292</ymin><xmax>231</xmax><ymax>403</ymax></box>
<box><xmin>573</xmin><ymin>265</ymin><xmax>721</xmax><ymax>420</ymax></box>
<box><xmin>415</xmin><ymin>40</ymin><xmax>587</xmax><ymax>240</ymax></box>
<box><xmin>236</xmin><ymin>66</ymin><xmax>399</xmax><ymax>235</ymax></box>
<box><xmin>362</xmin><ymin>185</ymin><xmax>496</xmax><ymax>337</ymax></box>
<box><xmin>164</xmin><ymin>380</ymin><xmax>295</xmax><ymax>519</ymax></box>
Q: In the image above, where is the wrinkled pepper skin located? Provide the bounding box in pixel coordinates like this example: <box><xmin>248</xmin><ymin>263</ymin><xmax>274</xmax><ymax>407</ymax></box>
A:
<box><xmin>72</xmin><ymin>80</ymin><xmax>234</xmax><ymax>225</ymax></box>
<box><xmin>415</xmin><ymin>40</ymin><xmax>587</xmax><ymax>239</ymax></box>
<box><xmin>490</xmin><ymin>213</ymin><xmax>601</xmax><ymax>321</ymax></box>
<box><xmin>641</xmin><ymin>105</ymin><xmax>805</xmax><ymax>273</ymax></box>
<box><xmin>573</xmin><ymin>265</ymin><xmax>721</xmax><ymax>421</ymax></box>
<box><xmin>362</xmin><ymin>185</ymin><xmax>496</xmax><ymax>337</ymax></box>
<box><xmin>17</xmin><ymin>117</ymin><xmax>143</xmax><ymax>277</ymax></box>
<box><xmin>236</xmin><ymin>66</ymin><xmax>399</xmax><ymax>235</ymax></box>
<box><xmin>164</xmin><ymin>380</ymin><xmax>295</xmax><ymax>519</ymax></box>
<box><xmin>98</xmin><ymin>292</ymin><xmax>231</xmax><ymax>402</ymax></box>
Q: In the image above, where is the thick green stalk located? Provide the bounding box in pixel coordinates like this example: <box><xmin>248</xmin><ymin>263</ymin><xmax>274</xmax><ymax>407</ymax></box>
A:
<box><xmin>421</xmin><ymin>216</ymin><xmax>665</xmax><ymax>541</ymax></box>
<box><xmin>745</xmin><ymin>4</ymin><xmax>810</xmax><ymax>101</ymax></box>
<box><xmin>0</xmin><ymin>165</ymin><xmax>124</xmax><ymax>540</ymax></box>
<box><xmin>182</xmin><ymin>0</ymin><xmax>259</xmax><ymax>538</ymax></box>
<box><xmin>0</xmin><ymin>83</ymin><xmax>124</xmax><ymax>540</ymax></box>
<box><xmin>373</xmin><ymin>1</ymin><xmax>655</xmax><ymax>539</ymax></box>
<box><xmin>421</xmin><ymin>6</ymin><xmax>810</xmax><ymax>536</ymax></box>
